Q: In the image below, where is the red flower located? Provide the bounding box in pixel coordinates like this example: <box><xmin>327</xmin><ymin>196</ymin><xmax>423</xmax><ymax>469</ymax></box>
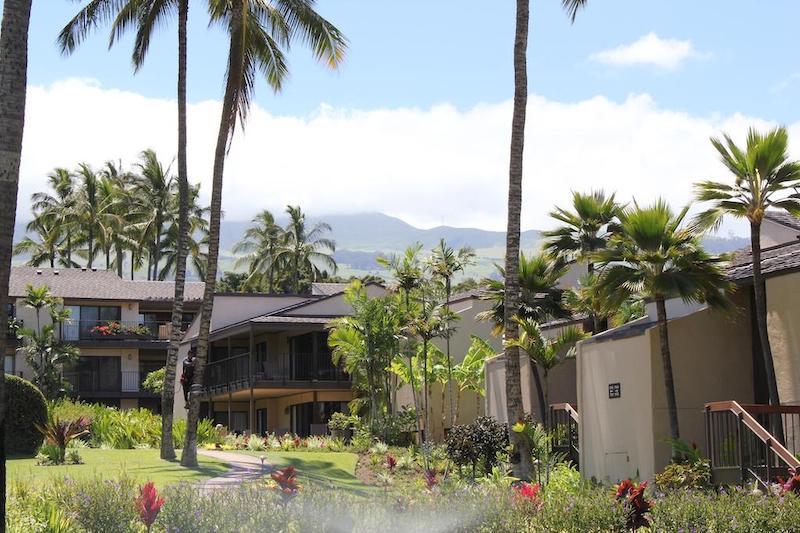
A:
<box><xmin>512</xmin><ymin>481</ymin><xmax>541</xmax><ymax>504</ymax></box>
<box><xmin>271</xmin><ymin>466</ymin><xmax>299</xmax><ymax>501</ymax></box>
<box><xmin>614</xmin><ymin>479</ymin><xmax>652</xmax><ymax>529</ymax></box>
<box><xmin>136</xmin><ymin>482</ymin><xmax>164</xmax><ymax>531</ymax></box>
<box><xmin>423</xmin><ymin>468</ymin><xmax>438</xmax><ymax>490</ymax></box>
<box><xmin>293</xmin><ymin>436</ymin><xmax>301</xmax><ymax>448</ymax></box>
<box><xmin>385</xmin><ymin>454</ymin><xmax>397</xmax><ymax>472</ymax></box>
<box><xmin>782</xmin><ymin>468</ymin><xmax>800</xmax><ymax>494</ymax></box>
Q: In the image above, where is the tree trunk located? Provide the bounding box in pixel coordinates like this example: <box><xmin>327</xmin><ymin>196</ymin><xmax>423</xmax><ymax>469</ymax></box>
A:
<box><xmin>530</xmin><ymin>360</ymin><xmax>547</xmax><ymax>424</ymax></box>
<box><xmin>162</xmin><ymin>0</ymin><xmax>189</xmax><ymax>461</ymax></box>
<box><xmin>655</xmin><ymin>297</ymin><xmax>680</xmax><ymax>455</ymax></box>
<box><xmin>404</xmin><ymin>291</ymin><xmax>421</xmax><ymax>443</ymax></box>
<box><xmin>503</xmin><ymin>0</ymin><xmax>534</xmax><ymax>481</ymax></box>
<box><xmin>87</xmin><ymin>227</ymin><xmax>94</xmax><ymax>268</ymax></box>
<box><xmin>153</xmin><ymin>219</ymin><xmax>162</xmax><ymax>280</ymax></box>
<box><xmin>115</xmin><ymin>243</ymin><xmax>123</xmax><ymax>278</ymax></box>
<box><xmin>67</xmin><ymin>234</ymin><xmax>72</xmax><ymax>265</ymax></box>
<box><xmin>422</xmin><ymin>337</ymin><xmax>429</xmax><ymax>441</ymax></box>
<box><xmin>182</xmin><ymin>0</ymin><xmax>243</xmax><ymax>467</ymax></box>
<box><xmin>0</xmin><ymin>0</ymin><xmax>33</xmax><ymax>522</ymax></box>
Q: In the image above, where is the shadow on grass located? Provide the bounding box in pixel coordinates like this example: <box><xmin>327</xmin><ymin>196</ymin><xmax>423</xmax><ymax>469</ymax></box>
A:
<box><xmin>267</xmin><ymin>455</ymin><xmax>373</xmax><ymax>495</ymax></box>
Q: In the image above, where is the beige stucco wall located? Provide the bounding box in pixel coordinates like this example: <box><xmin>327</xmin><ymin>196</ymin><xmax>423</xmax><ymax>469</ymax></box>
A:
<box><xmin>578</xmin><ymin>331</ymin><xmax>655</xmax><ymax>482</ymax></box>
<box><xmin>648</xmin><ymin>300</ymin><xmax>753</xmax><ymax>474</ymax></box>
<box><xmin>768</xmin><ymin>271</ymin><xmax>800</xmax><ymax>406</ymax></box>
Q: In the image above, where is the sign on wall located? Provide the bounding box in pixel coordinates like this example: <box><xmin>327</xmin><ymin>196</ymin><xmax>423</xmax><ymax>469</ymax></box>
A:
<box><xmin>608</xmin><ymin>382</ymin><xmax>621</xmax><ymax>399</ymax></box>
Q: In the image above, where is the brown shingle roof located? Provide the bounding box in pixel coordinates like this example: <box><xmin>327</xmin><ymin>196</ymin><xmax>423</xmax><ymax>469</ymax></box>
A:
<box><xmin>726</xmin><ymin>241</ymin><xmax>800</xmax><ymax>281</ymax></box>
<box><xmin>9</xmin><ymin>266</ymin><xmax>205</xmax><ymax>302</ymax></box>
<box><xmin>764</xmin><ymin>211</ymin><xmax>800</xmax><ymax>232</ymax></box>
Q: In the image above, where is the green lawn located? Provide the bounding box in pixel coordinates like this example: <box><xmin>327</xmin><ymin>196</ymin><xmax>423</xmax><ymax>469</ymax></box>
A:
<box><xmin>8</xmin><ymin>449</ymin><xmax>229</xmax><ymax>489</ymax></box>
<box><xmin>238</xmin><ymin>451</ymin><xmax>367</xmax><ymax>492</ymax></box>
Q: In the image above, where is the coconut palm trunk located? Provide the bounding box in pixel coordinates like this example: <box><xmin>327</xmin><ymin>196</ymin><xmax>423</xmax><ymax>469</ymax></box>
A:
<box><xmin>504</xmin><ymin>0</ymin><xmax>535</xmax><ymax>480</ymax></box>
<box><xmin>444</xmin><ymin>278</ymin><xmax>455</xmax><ymax>428</ymax></box>
<box><xmin>161</xmin><ymin>0</ymin><xmax>190</xmax><ymax>461</ymax></box>
<box><xmin>655</xmin><ymin>297</ymin><xmax>680</xmax><ymax>449</ymax></box>
<box><xmin>0</xmin><ymin>0</ymin><xmax>33</xmax><ymax>520</ymax></box>
<box><xmin>530</xmin><ymin>361</ymin><xmax>547</xmax><ymax>425</ymax></box>
<box><xmin>181</xmin><ymin>1</ymin><xmax>244</xmax><ymax>468</ymax></box>
<box><xmin>404</xmin><ymin>291</ymin><xmax>422</xmax><ymax>443</ymax></box>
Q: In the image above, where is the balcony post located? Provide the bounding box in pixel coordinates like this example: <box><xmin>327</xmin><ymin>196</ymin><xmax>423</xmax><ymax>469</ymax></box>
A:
<box><xmin>227</xmin><ymin>338</ymin><xmax>232</xmax><ymax>385</ymax></box>
<box><xmin>737</xmin><ymin>412</ymin><xmax>744</xmax><ymax>482</ymax></box>
<box><xmin>249</xmin><ymin>325</ymin><xmax>255</xmax><ymax>433</ymax></box>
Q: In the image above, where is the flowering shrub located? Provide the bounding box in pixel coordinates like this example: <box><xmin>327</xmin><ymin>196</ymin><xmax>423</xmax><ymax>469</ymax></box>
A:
<box><xmin>512</xmin><ymin>481</ymin><xmax>541</xmax><ymax>510</ymax></box>
<box><xmin>781</xmin><ymin>467</ymin><xmax>800</xmax><ymax>495</ymax></box>
<box><xmin>136</xmin><ymin>482</ymin><xmax>164</xmax><ymax>532</ymax></box>
<box><xmin>90</xmin><ymin>321</ymin><xmax>151</xmax><ymax>337</ymax></box>
<box><xmin>615</xmin><ymin>479</ymin><xmax>652</xmax><ymax>529</ymax></box>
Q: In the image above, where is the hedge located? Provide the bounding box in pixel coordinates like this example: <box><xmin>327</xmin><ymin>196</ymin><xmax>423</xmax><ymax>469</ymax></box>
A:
<box><xmin>5</xmin><ymin>375</ymin><xmax>48</xmax><ymax>456</ymax></box>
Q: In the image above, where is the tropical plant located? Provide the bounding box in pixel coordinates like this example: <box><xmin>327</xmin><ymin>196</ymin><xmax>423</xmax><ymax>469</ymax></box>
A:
<box><xmin>233</xmin><ymin>209</ymin><xmax>285</xmax><ymax>292</ymax></box>
<box><xmin>28</xmin><ymin>168</ymin><xmax>78</xmax><ymax>266</ymax></box>
<box><xmin>594</xmin><ymin>200</ymin><xmax>733</xmax><ymax>448</ymax></box>
<box><xmin>479</xmin><ymin>251</ymin><xmax>570</xmax><ymax>335</ymax></box>
<box><xmin>35</xmin><ymin>413</ymin><xmax>90</xmax><ymax>464</ymax></box>
<box><xmin>562</xmin><ymin>273</ymin><xmax>611</xmax><ymax>333</ymax></box>
<box><xmin>406</xmin><ymin>297</ymin><xmax>447</xmax><ymax>440</ymax></box>
<box><xmin>13</xmin><ymin>216</ymin><xmax>62</xmax><ymax>268</ymax></box>
<box><xmin>429</xmin><ymin>239</ymin><xmax>475</xmax><ymax>426</ymax></box>
<box><xmin>452</xmin><ymin>335</ymin><xmax>493</xmax><ymax>423</ymax></box>
<box><xmin>183</xmin><ymin>1</ymin><xmax>346</xmax><ymax>466</ymax></box>
<box><xmin>275</xmin><ymin>205</ymin><xmax>337</xmax><ymax>293</ymax></box>
<box><xmin>136</xmin><ymin>482</ymin><xmax>165</xmax><ymax>533</ymax></box>
<box><xmin>22</xmin><ymin>284</ymin><xmax>57</xmax><ymax>332</ymax></box>
<box><xmin>508</xmin><ymin>317</ymin><xmax>588</xmax><ymax>424</ymax></box>
<box><xmin>328</xmin><ymin>281</ymin><xmax>399</xmax><ymax>435</ymax></box>
<box><xmin>142</xmin><ymin>367</ymin><xmax>166</xmax><ymax>395</ymax></box>
<box><xmin>694</xmin><ymin>126</ymin><xmax>800</xmax><ymax>412</ymax></box>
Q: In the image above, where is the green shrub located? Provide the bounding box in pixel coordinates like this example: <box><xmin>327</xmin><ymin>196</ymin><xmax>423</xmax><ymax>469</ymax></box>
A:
<box><xmin>654</xmin><ymin>461</ymin><xmax>711</xmax><ymax>491</ymax></box>
<box><xmin>5</xmin><ymin>375</ymin><xmax>48</xmax><ymax>456</ymax></box>
<box><xmin>446</xmin><ymin>416</ymin><xmax>508</xmax><ymax>477</ymax></box>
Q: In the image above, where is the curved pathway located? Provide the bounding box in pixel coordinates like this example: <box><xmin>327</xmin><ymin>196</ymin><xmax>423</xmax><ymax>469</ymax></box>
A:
<box><xmin>198</xmin><ymin>450</ymin><xmax>271</xmax><ymax>489</ymax></box>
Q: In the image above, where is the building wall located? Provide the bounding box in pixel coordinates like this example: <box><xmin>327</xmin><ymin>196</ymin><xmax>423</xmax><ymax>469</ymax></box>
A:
<box><xmin>577</xmin><ymin>331</ymin><xmax>655</xmax><ymax>483</ymax></box>
<box><xmin>647</xmin><ymin>300</ymin><xmax>753</xmax><ymax>474</ymax></box>
<box><xmin>768</xmin><ymin>271</ymin><xmax>800</xmax><ymax>405</ymax></box>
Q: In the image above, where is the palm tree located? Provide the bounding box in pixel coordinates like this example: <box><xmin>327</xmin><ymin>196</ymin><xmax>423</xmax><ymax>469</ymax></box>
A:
<box><xmin>182</xmin><ymin>1</ymin><xmax>347</xmax><ymax>467</ymax></box>
<box><xmin>30</xmin><ymin>168</ymin><xmax>78</xmax><ymax>265</ymax></box>
<box><xmin>406</xmin><ymin>295</ymin><xmax>446</xmax><ymax>441</ymax></box>
<box><xmin>14</xmin><ymin>217</ymin><xmax>62</xmax><ymax>268</ymax></box>
<box><xmin>509</xmin><ymin>316</ymin><xmax>588</xmax><ymax>424</ymax></box>
<box><xmin>694</xmin><ymin>127</ymin><xmax>800</xmax><ymax>411</ymax></box>
<box><xmin>23</xmin><ymin>284</ymin><xmax>57</xmax><ymax>333</ymax></box>
<box><xmin>544</xmin><ymin>190</ymin><xmax>622</xmax><ymax>332</ymax></box>
<box><xmin>130</xmin><ymin>150</ymin><xmax>175</xmax><ymax>280</ymax></box>
<box><xmin>0</xmin><ymin>0</ymin><xmax>33</xmax><ymax>514</ymax></box>
<box><xmin>73</xmin><ymin>163</ymin><xmax>115</xmax><ymax>268</ymax></box>
<box><xmin>233</xmin><ymin>209</ymin><xmax>285</xmax><ymax>292</ymax></box>
<box><xmin>60</xmin><ymin>0</ymin><xmax>193</xmax><ymax>461</ymax></box>
<box><xmin>276</xmin><ymin>206</ymin><xmax>337</xmax><ymax>293</ymax></box>
<box><xmin>562</xmin><ymin>0</ymin><xmax>589</xmax><ymax>22</ymax></box>
<box><xmin>595</xmin><ymin>200</ymin><xmax>732</xmax><ymax>449</ymax></box>
<box><xmin>479</xmin><ymin>251</ymin><xmax>570</xmax><ymax>335</ymax></box>
<box><xmin>428</xmin><ymin>239</ymin><xmax>475</xmax><ymax>427</ymax></box>
<box><xmin>378</xmin><ymin>243</ymin><xmax>425</xmax><ymax>441</ymax></box>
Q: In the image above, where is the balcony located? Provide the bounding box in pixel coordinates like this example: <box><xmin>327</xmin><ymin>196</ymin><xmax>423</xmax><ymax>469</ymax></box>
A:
<box><xmin>60</xmin><ymin>320</ymin><xmax>174</xmax><ymax>342</ymax></box>
<box><xmin>204</xmin><ymin>352</ymin><xmax>349</xmax><ymax>395</ymax></box>
<box><xmin>63</xmin><ymin>369</ymin><xmax>150</xmax><ymax>395</ymax></box>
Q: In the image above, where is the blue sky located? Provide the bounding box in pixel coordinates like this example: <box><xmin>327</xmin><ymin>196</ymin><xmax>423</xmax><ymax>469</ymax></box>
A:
<box><xmin>12</xmin><ymin>1</ymin><xmax>800</xmax><ymax>231</ymax></box>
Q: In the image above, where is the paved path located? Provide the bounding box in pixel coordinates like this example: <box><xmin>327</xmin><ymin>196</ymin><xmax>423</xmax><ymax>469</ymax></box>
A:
<box><xmin>198</xmin><ymin>450</ymin><xmax>271</xmax><ymax>489</ymax></box>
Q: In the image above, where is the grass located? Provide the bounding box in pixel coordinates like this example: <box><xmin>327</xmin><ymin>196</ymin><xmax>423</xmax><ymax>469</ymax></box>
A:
<box><xmin>8</xmin><ymin>449</ymin><xmax>229</xmax><ymax>489</ymax></box>
<box><xmin>236</xmin><ymin>450</ymin><xmax>368</xmax><ymax>492</ymax></box>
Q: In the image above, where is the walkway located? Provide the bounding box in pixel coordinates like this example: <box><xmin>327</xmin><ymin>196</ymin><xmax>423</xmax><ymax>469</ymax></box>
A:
<box><xmin>197</xmin><ymin>450</ymin><xmax>271</xmax><ymax>489</ymax></box>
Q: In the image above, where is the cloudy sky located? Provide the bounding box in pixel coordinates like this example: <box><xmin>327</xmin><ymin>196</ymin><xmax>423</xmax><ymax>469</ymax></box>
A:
<box><xmin>15</xmin><ymin>0</ymin><xmax>800</xmax><ymax>234</ymax></box>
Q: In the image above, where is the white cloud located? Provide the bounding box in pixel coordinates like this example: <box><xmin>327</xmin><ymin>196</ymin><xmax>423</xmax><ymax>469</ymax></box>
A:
<box><xmin>590</xmin><ymin>33</ymin><xmax>704</xmax><ymax>69</ymax></box>
<box><xmin>18</xmin><ymin>78</ymin><xmax>789</xmax><ymax>237</ymax></box>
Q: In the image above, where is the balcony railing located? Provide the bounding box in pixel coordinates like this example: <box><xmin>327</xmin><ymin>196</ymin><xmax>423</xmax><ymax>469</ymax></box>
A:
<box><xmin>549</xmin><ymin>403</ymin><xmax>580</xmax><ymax>468</ymax></box>
<box><xmin>204</xmin><ymin>352</ymin><xmax>349</xmax><ymax>392</ymax></box>
<box><xmin>63</xmin><ymin>370</ymin><xmax>145</xmax><ymax>394</ymax></box>
<box><xmin>60</xmin><ymin>320</ymin><xmax>173</xmax><ymax>342</ymax></box>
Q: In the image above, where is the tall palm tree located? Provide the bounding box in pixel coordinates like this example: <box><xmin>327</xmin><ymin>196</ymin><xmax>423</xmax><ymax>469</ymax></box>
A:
<box><xmin>60</xmin><ymin>0</ymin><xmax>193</xmax><ymax>461</ymax></box>
<box><xmin>131</xmin><ymin>149</ymin><xmax>175</xmax><ymax>280</ymax></box>
<box><xmin>1</xmin><ymin>2</ymin><xmax>34</xmax><ymax>512</ymax></box>
<box><xmin>595</xmin><ymin>200</ymin><xmax>732</xmax><ymax>450</ymax></box>
<box><xmin>73</xmin><ymin>163</ymin><xmax>115</xmax><ymax>268</ymax></box>
<box><xmin>509</xmin><ymin>316</ymin><xmax>588</xmax><ymax>424</ymax></box>
<box><xmin>378</xmin><ymin>243</ymin><xmax>425</xmax><ymax>441</ymax></box>
<box><xmin>233</xmin><ymin>209</ymin><xmax>285</xmax><ymax>292</ymax></box>
<box><xmin>429</xmin><ymin>239</ymin><xmax>475</xmax><ymax>427</ymax></box>
<box><xmin>276</xmin><ymin>205</ymin><xmax>337</xmax><ymax>293</ymax></box>
<box><xmin>694</xmin><ymin>127</ymin><xmax>800</xmax><ymax>411</ymax></box>
<box><xmin>504</xmin><ymin>0</ymin><xmax>536</xmax><ymax>483</ymax></box>
<box><xmin>31</xmin><ymin>168</ymin><xmax>78</xmax><ymax>265</ymax></box>
<box><xmin>14</xmin><ymin>217</ymin><xmax>62</xmax><ymax>268</ymax></box>
<box><xmin>182</xmin><ymin>1</ymin><xmax>347</xmax><ymax>467</ymax></box>
<box><xmin>544</xmin><ymin>190</ymin><xmax>622</xmax><ymax>332</ymax></box>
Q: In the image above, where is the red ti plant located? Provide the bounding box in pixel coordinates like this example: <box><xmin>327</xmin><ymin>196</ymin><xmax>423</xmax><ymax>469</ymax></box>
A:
<box><xmin>385</xmin><ymin>454</ymin><xmax>397</xmax><ymax>472</ymax></box>
<box><xmin>781</xmin><ymin>467</ymin><xmax>800</xmax><ymax>495</ymax></box>
<box><xmin>293</xmin><ymin>436</ymin><xmax>302</xmax><ymax>448</ymax></box>
<box><xmin>614</xmin><ymin>479</ymin><xmax>652</xmax><ymax>530</ymax></box>
<box><xmin>512</xmin><ymin>481</ymin><xmax>542</xmax><ymax>509</ymax></box>
<box><xmin>35</xmin><ymin>413</ymin><xmax>90</xmax><ymax>464</ymax></box>
<box><xmin>423</xmin><ymin>468</ymin><xmax>438</xmax><ymax>491</ymax></box>
<box><xmin>136</xmin><ymin>482</ymin><xmax>165</xmax><ymax>533</ymax></box>
<box><xmin>271</xmin><ymin>465</ymin><xmax>300</xmax><ymax>503</ymax></box>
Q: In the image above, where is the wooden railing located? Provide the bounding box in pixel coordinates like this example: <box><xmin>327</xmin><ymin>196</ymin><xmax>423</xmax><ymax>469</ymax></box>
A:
<box><xmin>549</xmin><ymin>403</ymin><xmax>580</xmax><ymax>468</ymax></box>
<box><xmin>705</xmin><ymin>401</ymin><xmax>800</xmax><ymax>486</ymax></box>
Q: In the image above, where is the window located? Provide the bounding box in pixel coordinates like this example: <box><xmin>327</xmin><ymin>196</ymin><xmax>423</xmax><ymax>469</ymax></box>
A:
<box><xmin>64</xmin><ymin>306</ymin><xmax>122</xmax><ymax>340</ymax></box>
<box><xmin>4</xmin><ymin>355</ymin><xmax>14</xmax><ymax>375</ymax></box>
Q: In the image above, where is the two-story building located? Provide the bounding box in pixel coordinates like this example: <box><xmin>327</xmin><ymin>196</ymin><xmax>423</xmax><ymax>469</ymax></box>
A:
<box><xmin>174</xmin><ymin>282</ymin><xmax>386</xmax><ymax>437</ymax></box>
<box><xmin>6</xmin><ymin>266</ymin><xmax>204</xmax><ymax>411</ymax></box>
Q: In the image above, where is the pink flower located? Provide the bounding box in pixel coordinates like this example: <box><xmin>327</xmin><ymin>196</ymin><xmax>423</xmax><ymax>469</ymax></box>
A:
<box><xmin>512</xmin><ymin>481</ymin><xmax>541</xmax><ymax>504</ymax></box>
<box><xmin>136</xmin><ymin>482</ymin><xmax>164</xmax><ymax>531</ymax></box>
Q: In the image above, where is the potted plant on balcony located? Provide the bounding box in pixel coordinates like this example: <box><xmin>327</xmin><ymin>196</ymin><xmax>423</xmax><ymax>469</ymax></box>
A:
<box><xmin>327</xmin><ymin>412</ymin><xmax>354</xmax><ymax>442</ymax></box>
